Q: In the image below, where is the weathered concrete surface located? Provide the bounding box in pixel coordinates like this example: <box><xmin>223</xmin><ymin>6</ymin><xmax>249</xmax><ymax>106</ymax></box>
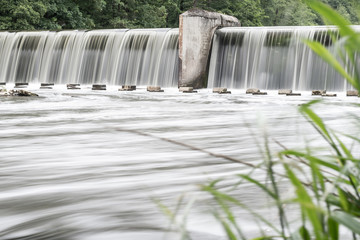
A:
<box><xmin>119</xmin><ymin>85</ymin><xmax>136</xmax><ymax>91</ymax></box>
<box><xmin>278</xmin><ymin>89</ymin><xmax>292</xmax><ymax>95</ymax></box>
<box><xmin>347</xmin><ymin>90</ymin><xmax>359</xmax><ymax>96</ymax></box>
<box><xmin>147</xmin><ymin>86</ymin><xmax>164</xmax><ymax>92</ymax></box>
<box><xmin>246</xmin><ymin>88</ymin><xmax>260</xmax><ymax>94</ymax></box>
<box><xmin>179</xmin><ymin>8</ymin><xmax>240</xmax><ymax>88</ymax></box>
<box><xmin>312</xmin><ymin>90</ymin><xmax>326</xmax><ymax>95</ymax></box>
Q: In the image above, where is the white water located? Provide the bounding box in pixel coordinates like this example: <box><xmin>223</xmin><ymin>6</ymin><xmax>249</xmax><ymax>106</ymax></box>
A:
<box><xmin>0</xmin><ymin>85</ymin><xmax>359</xmax><ymax>239</ymax></box>
<box><xmin>0</xmin><ymin>29</ymin><xmax>179</xmax><ymax>87</ymax></box>
<box><xmin>208</xmin><ymin>26</ymin><xmax>360</xmax><ymax>91</ymax></box>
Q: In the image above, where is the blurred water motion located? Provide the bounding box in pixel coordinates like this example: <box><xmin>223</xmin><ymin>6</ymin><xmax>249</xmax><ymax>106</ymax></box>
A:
<box><xmin>0</xmin><ymin>87</ymin><xmax>359</xmax><ymax>239</ymax></box>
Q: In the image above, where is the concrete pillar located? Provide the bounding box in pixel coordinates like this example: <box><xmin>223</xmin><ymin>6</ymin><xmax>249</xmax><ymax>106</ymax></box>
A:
<box><xmin>179</xmin><ymin>9</ymin><xmax>240</xmax><ymax>88</ymax></box>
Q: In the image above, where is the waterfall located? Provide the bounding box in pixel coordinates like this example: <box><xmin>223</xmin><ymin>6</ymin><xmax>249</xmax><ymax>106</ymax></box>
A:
<box><xmin>208</xmin><ymin>26</ymin><xmax>360</xmax><ymax>91</ymax></box>
<box><xmin>0</xmin><ymin>28</ymin><xmax>179</xmax><ymax>87</ymax></box>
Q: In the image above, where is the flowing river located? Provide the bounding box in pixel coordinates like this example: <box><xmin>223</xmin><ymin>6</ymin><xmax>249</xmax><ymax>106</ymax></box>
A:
<box><xmin>0</xmin><ymin>85</ymin><xmax>359</xmax><ymax>239</ymax></box>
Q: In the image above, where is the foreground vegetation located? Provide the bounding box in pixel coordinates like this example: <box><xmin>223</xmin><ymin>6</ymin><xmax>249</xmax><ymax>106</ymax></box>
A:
<box><xmin>0</xmin><ymin>0</ymin><xmax>359</xmax><ymax>30</ymax></box>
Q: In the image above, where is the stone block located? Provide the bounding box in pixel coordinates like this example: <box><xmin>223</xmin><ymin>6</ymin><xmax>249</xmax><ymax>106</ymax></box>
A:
<box><xmin>286</xmin><ymin>93</ymin><xmax>301</xmax><ymax>96</ymax></box>
<box><xmin>92</xmin><ymin>84</ymin><xmax>106</xmax><ymax>90</ymax></box>
<box><xmin>246</xmin><ymin>88</ymin><xmax>260</xmax><ymax>94</ymax></box>
<box><xmin>14</xmin><ymin>83</ymin><xmax>28</xmax><ymax>88</ymax></box>
<box><xmin>213</xmin><ymin>87</ymin><xmax>231</xmax><ymax>94</ymax></box>
<box><xmin>322</xmin><ymin>93</ymin><xmax>337</xmax><ymax>97</ymax></box>
<box><xmin>278</xmin><ymin>89</ymin><xmax>292</xmax><ymax>95</ymax></box>
<box><xmin>179</xmin><ymin>87</ymin><xmax>193</xmax><ymax>92</ymax></box>
<box><xmin>147</xmin><ymin>86</ymin><xmax>164</xmax><ymax>92</ymax></box>
<box><xmin>312</xmin><ymin>90</ymin><xmax>326</xmax><ymax>95</ymax></box>
<box><xmin>0</xmin><ymin>82</ymin><xmax>6</xmax><ymax>86</ymax></box>
<box><xmin>67</xmin><ymin>84</ymin><xmax>81</xmax><ymax>90</ymax></box>
<box><xmin>252</xmin><ymin>92</ymin><xmax>267</xmax><ymax>95</ymax></box>
<box><xmin>40</xmin><ymin>83</ymin><xmax>54</xmax><ymax>89</ymax></box>
<box><xmin>119</xmin><ymin>85</ymin><xmax>136</xmax><ymax>91</ymax></box>
<box><xmin>347</xmin><ymin>90</ymin><xmax>359</xmax><ymax>96</ymax></box>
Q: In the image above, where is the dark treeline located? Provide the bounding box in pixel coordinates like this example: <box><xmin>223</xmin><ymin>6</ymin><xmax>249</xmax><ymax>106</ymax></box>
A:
<box><xmin>0</xmin><ymin>0</ymin><xmax>359</xmax><ymax>30</ymax></box>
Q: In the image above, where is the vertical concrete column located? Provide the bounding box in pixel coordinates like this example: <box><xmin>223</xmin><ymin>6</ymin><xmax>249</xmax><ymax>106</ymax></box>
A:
<box><xmin>179</xmin><ymin>9</ymin><xmax>240</xmax><ymax>88</ymax></box>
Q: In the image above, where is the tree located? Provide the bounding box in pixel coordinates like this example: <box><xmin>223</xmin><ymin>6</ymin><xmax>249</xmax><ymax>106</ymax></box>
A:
<box><xmin>0</xmin><ymin>0</ymin><xmax>46</xmax><ymax>30</ymax></box>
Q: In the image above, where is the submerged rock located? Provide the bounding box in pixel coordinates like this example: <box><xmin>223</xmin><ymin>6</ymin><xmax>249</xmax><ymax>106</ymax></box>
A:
<box><xmin>0</xmin><ymin>89</ymin><xmax>38</xmax><ymax>97</ymax></box>
<box><xmin>179</xmin><ymin>87</ymin><xmax>197</xmax><ymax>93</ymax></box>
<box><xmin>252</xmin><ymin>92</ymin><xmax>267</xmax><ymax>95</ymax></box>
<box><xmin>286</xmin><ymin>93</ymin><xmax>301</xmax><ymax>96</ymax></box>
<box><xmin>322</xmin><ymin>93</ymin><xmax>337</xmax><ymax>97</ymax></box>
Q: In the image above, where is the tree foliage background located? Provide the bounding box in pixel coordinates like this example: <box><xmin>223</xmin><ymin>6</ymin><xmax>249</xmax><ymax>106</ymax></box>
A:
<box><xmin>0</xmin><ymin>0</ymin><xmax>358</xmax><ymax>30</ymax></box>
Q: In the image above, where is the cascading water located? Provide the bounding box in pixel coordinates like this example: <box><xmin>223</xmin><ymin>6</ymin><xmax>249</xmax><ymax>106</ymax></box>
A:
<box><xmin>0</xmin><ymin>28</ymin><xmax>179</xmax><ymax>87</ymax></box>
<box><xmin>208</xmin><ymin>26</ymin><xmax>360</xmax><ymax>91</ymax></box>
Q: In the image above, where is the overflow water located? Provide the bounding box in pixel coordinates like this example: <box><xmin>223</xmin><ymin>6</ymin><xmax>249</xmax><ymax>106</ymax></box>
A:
<box><xmin>0</xmin><ymin>29</ymin><xmax>179</xmax><ymax>87</ymax></box>
<box><xmin>208</xmin><ymin>26</ymin><xmax>360</xmax><ymax>91</ymax></box>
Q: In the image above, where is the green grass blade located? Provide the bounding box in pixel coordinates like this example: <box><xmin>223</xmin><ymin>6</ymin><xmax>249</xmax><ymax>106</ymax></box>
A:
<box><xmin>328</xmin><ymin>217</ymin><xmax>339</xmax><ymax>240</ymax></box>
<box><xmin>331</xmin><ymin>211</ymin><xmax>360</xmax><ymax>235</ymax></box>
<box><xmin>202</xmin><ymin>185</ymin><xmax>282</xmax><ymax>235</ymax></box>
<box><xmin>284</xmin><ymin>164</ymin><xmax>324</xmax><ymax>240</ymax></box>
<box><xmin>338</xmin><ymin>188</ymin><xmax>350</xmax><ymax>212</ymax></box>
<box><xmin>280</xmin><ymin>150</ymin><xmax>340</xmax><ymax>171</ymax></box>
<box><xmin>304</xmin><ymin>40</ymin><xmax>357</xmax><ymax>89</ymax></box>
<box><xmin>238</xmin><ymin>174</ymin><xmax>277</xmax><ymax>199</ymax></box>
<box><xmin>216</xmin><ymin>197</ymin><xmax>246</xmax><ymax>240</ymax></box>
<box><xmin>213</xmin><ymin>211</ymin><xmax>238</xmax><ymax>240</ymax></box>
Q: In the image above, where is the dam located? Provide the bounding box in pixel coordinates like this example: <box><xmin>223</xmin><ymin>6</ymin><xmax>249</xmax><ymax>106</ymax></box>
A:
<box><xmin>0</xmin><ymin>10</ymin><xmax>357</xmax><ymax>91</ymax></box>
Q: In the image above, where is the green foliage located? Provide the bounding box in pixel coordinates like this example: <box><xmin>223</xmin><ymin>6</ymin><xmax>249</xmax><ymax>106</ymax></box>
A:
<box><xmin>0</xmin><ymin>0</ymin><xmax>359</xmax><ymax>30</ymax></box>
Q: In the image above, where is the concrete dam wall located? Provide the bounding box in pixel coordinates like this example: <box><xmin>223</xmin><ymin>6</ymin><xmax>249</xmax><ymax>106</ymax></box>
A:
<box><xmin>0</xmin><ymin>9</ymin><xmax>356</xmax><ymax>91</ymax></box>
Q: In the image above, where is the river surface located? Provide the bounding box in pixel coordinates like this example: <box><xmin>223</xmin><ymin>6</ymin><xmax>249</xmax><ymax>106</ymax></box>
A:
<box><xmin>0</xmin><ymin>85</ymin><xmax>359</xmax><ymax>240</ymax></box>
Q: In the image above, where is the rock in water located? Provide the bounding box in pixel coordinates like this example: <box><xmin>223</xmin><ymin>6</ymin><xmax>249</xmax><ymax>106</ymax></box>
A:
<box><xmin>147</xmin><ymin>86</ymin><xmax>164</xmax><ymax>92</ymax></box>
<box><xmin>246</xmin><ymin>88</ymin><xmax>260</xmax><ymax>94</ymax></box>
<box><xmin>278</xmin><ymin>89</ymin><xmax>292</xmax><ymax>95</ymax></box>
<box><xmin>347</xmin><ymin>90</ymin><xmax>359</xmax><ymax>97</ymax></box>
<box><xmin>213</xmin><ymin>87</ymin><xmax>231</xmax><ymax>94</ymax></box>
<box><xmin>312</xmin><ymin>90</ymin><xmax>326</xmax><ymax>95</ymax></box>
<box><xmin>1</xmin><ymin>90</ymin><xmax>39</xmax><ymax>97</ymax></box>
<box><xmin>119</xmin><ymin>85</ymin><xmax>136</xmax><ymax>91</ymax></box>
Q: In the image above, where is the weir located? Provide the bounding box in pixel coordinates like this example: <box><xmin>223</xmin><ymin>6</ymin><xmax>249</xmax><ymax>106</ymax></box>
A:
<box><xmin>0</xmin><ymin>28</ymin><xmax>179</xmax><ymax>87</ymax></box>
<box><xmin>208</xmin><ymin>26</ymin><xmax>359</xmax><ymax>91</ymax></box>
<box><xmin>0</xmin><ymin>11</ymin><xmax>357</xmax><ymax>91</ymax></box>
